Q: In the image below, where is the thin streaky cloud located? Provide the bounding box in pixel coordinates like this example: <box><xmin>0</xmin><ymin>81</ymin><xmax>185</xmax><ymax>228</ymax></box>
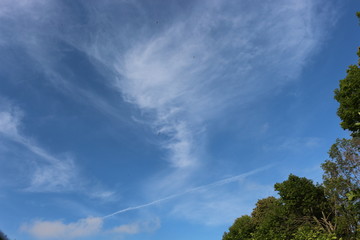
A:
<box><xmin>0</xmin><ymin>103</ymin><xmax>118</xmax><ymax>196</ymax></box>
<box><xmin>102</xmin><ymin>164</ymin><xmax>272</xmax><ymax>219</ymax></box>
<box><xmin>0</xmin><ymin>102</ymin><xmax>78</xmax><ymax>192</ymax></box>
<box><xmin>0</xmin><ymin>104</ymin><xmax>60</xmax><ymax>165</ymax></box>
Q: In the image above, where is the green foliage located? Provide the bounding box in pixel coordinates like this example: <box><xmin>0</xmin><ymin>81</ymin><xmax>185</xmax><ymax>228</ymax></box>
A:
<box><xmin>222</xmin><ymin>175</ymin><xmax>333</xmax><ymax>240</ymax></box>
<box><xmin>250</xmin><ymin>197</ymin><xmax>290</xmax><ymax>240</ymax></box>
<box><xmin>334</xmin><ymin>12</ymin><xmax>360</xmax><ymax>137</ymax></box>
<box><xmin>274</xmin><ymin>174</ymin><xmax>329</xmax><ymax>219</ymax></box>
<box><xmin>293</xmin><ymin>226</ymin><xmax>339</xmax><ymax>240</ymax></box>
<box><xmin>322</xmin><ymin>138</ymin><xmax>360</xmax><ymax>239</ymax></box>
<box><xmin>334</xmin><ymin>64</ymin><xmax>360</xmax><ymax>137</ymax></box>
<box><xmin>334</xmin><ymin>12</ymin><xmax>360</xmax><ymax>138</ymax></box>
<box><xmin>251</xmin><ymin>197</ymin><xmax>280</xmax><ymax>225</ymax></box>
<box><xmin>223</xmin><ymin>215</ymin><xmax>254</xmax><ymax>240</ymax></box>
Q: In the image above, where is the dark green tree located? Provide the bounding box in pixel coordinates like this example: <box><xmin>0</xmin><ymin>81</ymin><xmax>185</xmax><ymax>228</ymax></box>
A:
<box><xmin>274</xmin><ymin>174</ymin><xmax>329</xmax><ymax>220</ymax></box>
<box><xmin>0</xmin><ymin>231</ymin><xmax>9</xmax><ymax>240</ymax></box>
<box><xmin>334</xmin><ymin>13</ymin><xmax>360</xmax><ymax>137</ymax></box>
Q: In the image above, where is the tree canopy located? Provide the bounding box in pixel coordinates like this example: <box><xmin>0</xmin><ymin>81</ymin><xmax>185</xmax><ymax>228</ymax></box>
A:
<box><xmin>222</xmin><ymin>175</ymin><xmax>337</xmax><ymax>240</ymax></box>
<box><xmin>334</xmin><ymin>63</ymin><xmax>360</xmax><ymax>137</ymax></box>
<box><xmin>334</xmin><ymin>13</ymin><xmax>360</xmax><ymax>137</ymax></box>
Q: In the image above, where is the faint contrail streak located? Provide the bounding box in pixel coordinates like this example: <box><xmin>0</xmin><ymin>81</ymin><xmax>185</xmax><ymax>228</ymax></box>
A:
<box><xmin>102</xmin><ymin>165</ymin><xmax>273</xmax><ymax>219</ymax></box>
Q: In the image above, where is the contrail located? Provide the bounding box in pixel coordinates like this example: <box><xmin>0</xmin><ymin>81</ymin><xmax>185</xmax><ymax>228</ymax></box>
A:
<box><xmin>102</xmin><ymin>165</ymin><xmax>273</xmax><ymax>219</ymax></box>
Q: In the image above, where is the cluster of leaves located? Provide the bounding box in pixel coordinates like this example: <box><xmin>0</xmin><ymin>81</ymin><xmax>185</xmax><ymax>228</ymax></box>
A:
<box><xmin>222</xmin><ymin>12</ymin><xmax>360</xmax><ymax>240</ymax></box>
<box><xmin>292</xmin><ymin>226</ymin><xmax>338</xmax><ymax>240</ymax></box>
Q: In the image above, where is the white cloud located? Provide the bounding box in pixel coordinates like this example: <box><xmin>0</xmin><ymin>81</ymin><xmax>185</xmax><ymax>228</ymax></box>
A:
<box><xmin>0</xmin><ymin>103</ymin><xmax>22</xmax><ymax>137</ymax></box>
<box><xmin>108</xmin><ymin>0</ymin><xmax>336</xmax><ymax>173</ymax></box>
<box><xmin>88</xmin><ymin>190</ymin><xmax>117</xmax><ymax>202</ymax></box>
<box><xmin>21</xmin><ymin>217</ymin><xmax>160</xmax><ymax>239</ymax></box>
<box><xmin>111</xmin><ymin>218</ymin><xmax>161</xmax><ymax>235</ymax></box>
<box><xmin>28</xmin><ymin>157</ymin><xmax>78</xmax><ymax>192</ymax></box>
<box><xmin>21</xmin><ymin>217</ymin><xmax>103</xmax><ymax>239</ymax></box>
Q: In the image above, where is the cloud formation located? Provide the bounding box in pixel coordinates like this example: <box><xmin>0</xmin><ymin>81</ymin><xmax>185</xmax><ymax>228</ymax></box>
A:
<box><xmin>0</xmin><ymin>0</ymin><xmax>335</xmax><ymax>173</ymax></box>
<box><xmin>0</xmin><ymin>102</ymin><xmax>22</xmax><ymax>137</ymax></box>
<box><xmin>111</xmin><ymin>218</ymin><xmax>161</xmax><ymax>235</ymax></box>
<box><xmin>109</xmin><ymin>0</ymin><xmax>334</xmax><ymax>172</ymax></box>
<box><xmin>0</xmin><ymin>101</ymin><xmax>78</xmax><ymax>192</ymax></box>
<box><xmin>21</xmin><ymin>217</ymin><xmax>160</xmax><ymax>239</ymax></box>
<box><xmin>21</xmin><ymin>217</ymin><xmax>103</xmax><ymax>239</ymax></box>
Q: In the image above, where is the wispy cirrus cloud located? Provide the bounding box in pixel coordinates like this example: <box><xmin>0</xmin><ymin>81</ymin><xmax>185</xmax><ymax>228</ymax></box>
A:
<box><xmin>0</xmin><ymin>101</ymin><xmax>117</xmax><ymax>199</ymax></box>
<box><xmin>101</xmin><ymin>0</ymin><xmax>337</xmax><ymax>206</ymax></box>
<box><xmin>108</xmin><ymin>0</ymin><xmax>336</xmax><ymax>174</ymax></box>
<box><xmin>0</xmin><ymin>0</ymin><xmax>336</xmax><ymax>172</ymax></box>
<box><xmin>0</xmin><ymin>100</ymin><xmax>79</xmax><ymax>192</ymax></box>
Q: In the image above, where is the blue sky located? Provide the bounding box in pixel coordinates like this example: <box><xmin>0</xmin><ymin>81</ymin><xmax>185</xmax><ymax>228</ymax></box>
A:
<box><xmin>0</xmin><ymin>0</ymin><xmax>359</xmax><ymax>239</ymax></box>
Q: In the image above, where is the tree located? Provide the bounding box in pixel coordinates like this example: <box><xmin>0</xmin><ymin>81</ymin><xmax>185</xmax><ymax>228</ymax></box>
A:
<box><xmin>322</xmin><ymin>138</ymin><xmax>360</xmax><ymax>239</ymax></box>
<box><xmin>222</xmin><ymin>175</ymin><xmax>333</xmax><ymax>240</ymax></box>
<box><xmin>334</xmin><ymin>13</ymin><xmax>360</xmax><ymax>137</ymax></box>
<box><xmin>0</xmin><ymin>231</ymin><xmax>9</xmax><ymax>240</ymax></box>
<box><xmin>334</xmin><ymin>64</ymin><xmax>360</xmax><ymax>137</ymax></box>
<box><xmin>250</xmin><ymin>197</ymin><xmax>289</xmax><ymax>240</ymax></box>
<box><xmin>274</xmin><ymin>174</ymin><xmax>329</xmax><ymax>220</ymax></box>
<box><xmin>222</xmin><ymin>215</ymin><xmax>255</xmax><ymax>240</ymax></box>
